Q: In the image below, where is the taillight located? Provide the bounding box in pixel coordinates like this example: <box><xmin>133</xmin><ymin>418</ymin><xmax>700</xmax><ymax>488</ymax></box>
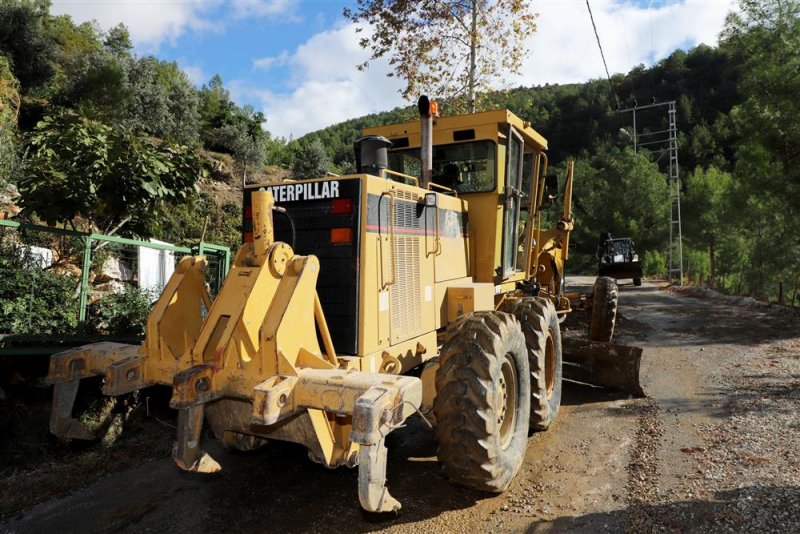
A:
<box><xmin>244</xmin><ymin>232</ymin><xmax>253</xmax><ymax>242</ymax></box>
<box><xmin>331</xmin><ymin>198</ymin><xmax>353</xmax><ymax>215</ymax></box>
<box><xmin>330</xmin><ymin>228</ymin><xmax>353</xmax><ymax>244</ymax></box>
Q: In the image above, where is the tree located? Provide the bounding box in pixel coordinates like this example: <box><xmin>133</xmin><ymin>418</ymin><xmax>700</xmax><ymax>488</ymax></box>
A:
<box><xmin>344</xmin><ymin>0</ymin><xmax>537</xmax><ymax>111</ymax></box>
<box><xmin>570</xmin><ymin>146</ymin><xmax>669</xmax><ymax>270</ymax></box>
<box><xmin>0</xmin><ymin>56</ymin><xmax>21</xmax><ymax>185</ymax></box>
<box><xmin>682</xmin><ymin>166</ymin><xmax>733</xmax><ymax>287</ymax></box>
<box><xmin>198</xmin><ymin>74</ymin><xmax>236</xmax><ymax>143</ymax></box>
<box><xmin>126</xmin><ymin>57</ymin><xmax>200</xmax><ymax>143</ymax></box>
<box><xmin>0</xmin><ymin>1</ymin><xmax>56</xmax><ymax>91</ymax></box>
<box><xmin>104</xmin><ymin>23</ymin><xmax>132</xmax><ymax>56</ymax></box>
<box><xmin>292</xmin><ymin>139</ymin><xmax>331</xmax><ymax>180</ymax></box>
<box><xmin>719</xmin><ymin>0</ymin><xmax>800</xmax><ymax>297</ymax></box>
<box><xmin>17</xmin><ymin>110</ymin><xmax>205</xmax><ymax>237</ymax></box>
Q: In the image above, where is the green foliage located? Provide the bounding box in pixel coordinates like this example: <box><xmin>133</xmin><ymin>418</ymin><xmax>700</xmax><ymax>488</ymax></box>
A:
<box><xmin>125</xmin><ymin>57</ymin><xmax>200</xmax><ymax>144</ymax></box>
<box><xmin>292</xmin><ymin>139</ymin><xmax>331</xmax><ymax>180</ymax></box>
<box><xmin>86</xmin><ymin>284</ymin><xmax>153</xmax><ymax>336</ymax></box>
<box><xmin>157</xmin><ymin>191</ymin><xmax>241</xmax><ymax>250</ymax></box>
<box><xmin>682</xmin><ymin>166</ymin><xmax>733</xmax><ymax>285</ymax></box>
<box><xmin>58</xmin><ymin>50</ymin><xmax>201</xmax><ymax>144</ymax></box>
<box><xmin>0</xmin><ymin>239</ymin><xmax>77</xmax><ymax>335</ymax></box>
<box><xmin>263</xmin><ymin>134</ymin><xmax>292</xmax><ymax>168</ymax></box>
<box><xmin>569</xmin><ymin>147</ymin><xmax>669</xmax><ymax>271</ymax></box>
<box><xmin>642</xmin><ymin>250</ymin><xmax>667</xmax><ymax>278</ymax></box>
<box><xmin>196</xmin><ymin>76</ymin><xmax>268</xmax><ymax>179</ymax></box>
<box><xmin>0</xmin><ymin>1</ymin><xmax>55</xmax><ymax>91</ymax></box>
<box><xmin>103</xmin><ymin>23</ymin><xmax>132</xmax><ymax>55</ymax></box>
<box><xmin>0</xmin><ymin>56</ymin><xmax>21</xmax><ymax>184</ymax></box>
<box><xmin>17</xmin><ymin>110</ymin><xmax>205</xmax><ymax>237</ymax></box>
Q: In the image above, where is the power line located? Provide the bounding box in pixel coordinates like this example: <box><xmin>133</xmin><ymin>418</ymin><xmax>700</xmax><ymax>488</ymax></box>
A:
<box><xmin>586</xmin><ymin>0</ymin><xmax>619</xmax><ymax>109</ymax></box>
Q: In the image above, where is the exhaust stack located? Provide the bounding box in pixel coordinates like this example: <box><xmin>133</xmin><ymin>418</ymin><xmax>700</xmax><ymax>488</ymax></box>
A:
<box><xmin>417</xmin><ymin>96</ymin><xmax>438</xmax><ymax>189</ymax></box>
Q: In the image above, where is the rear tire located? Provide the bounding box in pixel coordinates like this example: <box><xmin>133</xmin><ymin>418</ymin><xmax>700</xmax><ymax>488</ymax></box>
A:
<box><xmin>434</xmin><ymin>311</ymin><xmax>531</xmax><ymax>492</ymax></box>
<box><xmin>504</xmin><ymin>297</ymin><xmax>563</xmax><ymax>431</ymax></box>
<box><xmin>589</xmin><ymin>276</ymin><xmax>618</xmax><ymax>342</ymax></box>
<box><xmin>633</xmin><ymin>277</ymin><xmax>642</xmax><ymax>287</ymax></box>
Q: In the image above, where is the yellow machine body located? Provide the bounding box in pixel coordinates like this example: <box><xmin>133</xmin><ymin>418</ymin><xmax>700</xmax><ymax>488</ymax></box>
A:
<box><xmin>46</xmin><ymin>107</ymin><xmax>577</xmax><ymax>512</ymax></box>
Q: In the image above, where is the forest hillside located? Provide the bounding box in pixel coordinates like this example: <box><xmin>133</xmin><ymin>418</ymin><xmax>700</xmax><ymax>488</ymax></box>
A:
<box><xmin>1</xmin><ymin>0</ymin><xmax>797</xmax><ymax>304</ymax></box>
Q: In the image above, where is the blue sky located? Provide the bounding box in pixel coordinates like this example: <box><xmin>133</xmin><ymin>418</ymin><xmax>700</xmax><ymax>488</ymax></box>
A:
<box><xmin>51</xmin><ymin>1</ymin><xmax>736</xmax><ymax>138</ymax></box>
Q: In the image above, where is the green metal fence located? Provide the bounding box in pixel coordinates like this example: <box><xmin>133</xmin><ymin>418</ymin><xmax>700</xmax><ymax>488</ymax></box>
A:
<box><xmin>0</xmin><ymin>218</ymin><xmax>231</xmax><ymax>356</ymax></box>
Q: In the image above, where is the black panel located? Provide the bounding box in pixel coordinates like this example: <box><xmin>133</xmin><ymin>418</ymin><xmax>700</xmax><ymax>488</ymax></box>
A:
<box><xmin>389</xmin><ymin>137</ymin><xmax>409</xmax><ymax>148</ymax></box>
<box><xmin>453</xmin><ymin>129</ymin><xmax>475</xmax><ymax>141</ymax></box>
<box><xmin>242</xmin><ymin>179</ymin><xmax>362</xmax><ymax>355</ymax></box>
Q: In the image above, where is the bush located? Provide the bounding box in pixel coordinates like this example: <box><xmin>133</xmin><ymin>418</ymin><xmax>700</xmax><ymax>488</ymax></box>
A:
<box><xmin>86</xmin><ymin>284</ymin><xmax>154</xmax><ymax>336</ymax></box>
<box><xmin>0</xmin><ymin>243</ymin><xmax>78</xmax><ymax>335</ymax></box>
<box><xmin>642</xmin><ymin>249</ymin><xmax>667</xmax><ymax>278</ymax></box>
<box><xmin>684</xmin><ymin>248</ymin><xmax>711</xmax><ymax>286</ymax></box>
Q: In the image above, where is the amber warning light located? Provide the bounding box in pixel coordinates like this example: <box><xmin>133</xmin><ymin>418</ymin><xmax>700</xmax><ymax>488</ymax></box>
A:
<box><xmin>330</xmin><ymin>228</ymin><xmax>353</xmax><ymax>244</ymax></box>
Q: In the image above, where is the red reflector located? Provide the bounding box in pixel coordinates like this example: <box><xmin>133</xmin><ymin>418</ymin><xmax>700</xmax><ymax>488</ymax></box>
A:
<box><xmin>331</xmin><ymin>198</ymin><xmax>353</xmax><ymax>215</ymax></box>
<box><xmin>330</xmin><ymin>228</ymin><xmax>353</xmax><ymax>244</ymax></box>
<box><xmin>244</xmin><ymin>206</ymin><xmax>252</xmax><ymax>219</ymax></box>
<box><xmin>244</xmin><ymin>232</ymin><xmax>254</xmax><ymax>243</ymax></box>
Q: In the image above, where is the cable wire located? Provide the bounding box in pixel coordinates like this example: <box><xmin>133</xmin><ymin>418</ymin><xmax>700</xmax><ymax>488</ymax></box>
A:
<box><xmin>586</xmin><ymin>0</ymin><xmax>619</xmax><ymax>109</ymax></box>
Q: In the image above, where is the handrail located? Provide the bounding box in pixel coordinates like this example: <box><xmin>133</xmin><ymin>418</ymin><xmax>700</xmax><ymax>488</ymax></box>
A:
<box><xmin>382</xmin><ymin>169</ymin><xmax>419</xmax><ymax>187</ymax></box>
<box><xmin>382</xmin><ymin>191</ymin><xmax>398</xmax><ymax>288</ymax></box>
<box><xmin>431</xmin><ymin>203</ymin><xmax>442</xmax><ymax>257</ymax></box>
<box><xmin>427</xmin><ymin>182</ymin><xmax>458</xmax><ymax>197</ymax></box>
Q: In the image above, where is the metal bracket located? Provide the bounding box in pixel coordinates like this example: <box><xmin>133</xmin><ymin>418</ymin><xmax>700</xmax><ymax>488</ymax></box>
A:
<box><xmin>170</xmin><ymin>364</ymin><xmax>222</xmax><ymax>409</ymax></box>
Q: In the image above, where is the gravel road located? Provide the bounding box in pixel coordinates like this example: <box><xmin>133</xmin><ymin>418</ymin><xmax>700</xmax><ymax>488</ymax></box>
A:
<box><xmin>2</xmin><ymin>278</ymin><xmax>798</xmax><ymax>533</ymax></box>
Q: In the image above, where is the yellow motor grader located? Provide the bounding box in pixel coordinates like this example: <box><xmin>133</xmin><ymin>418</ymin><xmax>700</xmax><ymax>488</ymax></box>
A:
<box><xmin>46</xmin><ymin>97</ymin><xmax>641</xmax><ymax>512</ymax></box>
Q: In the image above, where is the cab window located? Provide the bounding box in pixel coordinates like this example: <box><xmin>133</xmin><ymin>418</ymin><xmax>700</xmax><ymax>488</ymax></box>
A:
<box><xmin>387</xmin><ymin>141</ymin><xmax>497</xmax><ymax>193</ymax></box>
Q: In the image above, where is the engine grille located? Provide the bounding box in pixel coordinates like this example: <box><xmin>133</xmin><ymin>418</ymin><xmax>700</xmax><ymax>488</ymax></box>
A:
<box><xmin>242</xmin><ymin>180</ymin><xmax>362</xmax><ymax>355</ymax></box>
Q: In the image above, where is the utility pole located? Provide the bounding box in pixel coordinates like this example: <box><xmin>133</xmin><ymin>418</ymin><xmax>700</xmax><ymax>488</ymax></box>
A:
<box><xmin>617</xmin><ymin>100</ymin><xmax>684</xmax><ymax>284</ymax></box>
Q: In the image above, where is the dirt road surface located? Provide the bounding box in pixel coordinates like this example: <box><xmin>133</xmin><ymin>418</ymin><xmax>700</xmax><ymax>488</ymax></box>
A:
<box><xmin>2</xmin><ymin>278</ymin><xmax>799</xmax><ymax>533</ymax></box>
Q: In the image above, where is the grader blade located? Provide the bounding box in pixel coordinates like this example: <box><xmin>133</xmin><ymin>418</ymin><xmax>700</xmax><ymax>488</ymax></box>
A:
<box><xmin>561</xmin><ymin>338</ymin><xmax>644</xmax><ymax>397</ymax></box>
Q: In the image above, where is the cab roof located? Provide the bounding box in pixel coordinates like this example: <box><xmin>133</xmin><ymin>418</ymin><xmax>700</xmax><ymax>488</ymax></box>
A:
<box><xmin>362</xmin><ymin>109</ymin><xmax>548</xmax><ymax>151</ymax></box>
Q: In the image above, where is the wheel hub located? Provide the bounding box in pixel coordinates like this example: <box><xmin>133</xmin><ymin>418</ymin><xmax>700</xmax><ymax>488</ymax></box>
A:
<box><xmin>498</xmin><ymin>354</ymin><xmax>518</xmax><ymax>450</ymax></box>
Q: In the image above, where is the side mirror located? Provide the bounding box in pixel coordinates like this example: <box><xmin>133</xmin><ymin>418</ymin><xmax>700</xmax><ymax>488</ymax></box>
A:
<box><xmin>541</xmin><ymin>174</ymin><xmax>559</xmax><ymax>208</ymax></box>
<box><xmin>544</xmin><ymin>174</ymin><xmax>559</xmax><ymax>200</ymax></box>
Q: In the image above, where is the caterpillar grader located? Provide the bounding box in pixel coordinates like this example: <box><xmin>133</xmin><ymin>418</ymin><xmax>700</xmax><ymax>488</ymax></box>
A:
<box><xmin>45</xmin><ymin>97</ymin><xmax>641</xmax><ymax>513</ymax></box>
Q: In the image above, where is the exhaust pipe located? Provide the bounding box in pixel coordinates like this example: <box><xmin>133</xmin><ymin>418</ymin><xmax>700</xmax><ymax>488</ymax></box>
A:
<box><xmin>417</xmin><ymin>96</ymin><xmax>439</xmax><ymax>189</ymax></box>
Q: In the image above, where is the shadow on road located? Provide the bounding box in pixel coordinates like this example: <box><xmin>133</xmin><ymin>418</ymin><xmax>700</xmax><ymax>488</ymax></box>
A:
<box><xmin>613</xmin><ymin>285</ymin><xmax>800</xmax><ymax>348</ymax></box>
<box><xmin>523</xmin><ymin>484</ymin><xmax>800</xmax><ymax>533</ymax></box>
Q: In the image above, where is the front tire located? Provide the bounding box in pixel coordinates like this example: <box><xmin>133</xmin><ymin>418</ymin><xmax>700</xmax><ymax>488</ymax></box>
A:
<box><xmin>433</xmin><ymin>311</ymin><xmax>531</xmax><ymax>492</ymax></box>
<box><xmin>504</xmin><ymin>297</ymin><xmax>563</xmax><ymax>431</ymax></box>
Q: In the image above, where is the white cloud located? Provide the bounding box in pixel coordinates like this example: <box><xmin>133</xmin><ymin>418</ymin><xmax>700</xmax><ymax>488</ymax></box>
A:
<box><xmin>236</xmin><ymin>23</ymin><xmax>405</xmax><ymax>138</ymax></box>
<box><xmin>181</xmin><ymin>64</ymin><xmax>207</xmax><ymax>86</ymax></box>
<box><xmin>241</xmin><ymin>1</ymin><xmax>735</xmax><ymax>139</ymax></box>
<box><xmin>50</xmin><ymin>0</ymin><xmax>298</xmax><ymax>51</ymax></box>
<box><xmin>515</xmin><ymin>0</ymin><xmax>736</xmax><ymax>87</ymax></box>
<box><xmin>51</xmin><ymin>0</ymin><xmax>219</xmax><ymax>50</ymax></box>
<box><xmin>229</xmin><ymin>0</ymin><xmax>299</xmax><ymax>21</ymax></box>
<box><xmin>253</xmin><ymin>50</ymin><xmax>291</xmax><ymax>71</ymax></box>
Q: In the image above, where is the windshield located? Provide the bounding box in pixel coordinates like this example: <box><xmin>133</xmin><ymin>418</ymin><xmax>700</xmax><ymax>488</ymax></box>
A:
<box><xmin>387</xmin><ymin>141</ymin><xmax>497</xmax><ymax>193</ymax></box>
<box><xmin>613</xmin><ymin>240</ymin><xmax>633</xmax><ymax>256</ymax></box>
